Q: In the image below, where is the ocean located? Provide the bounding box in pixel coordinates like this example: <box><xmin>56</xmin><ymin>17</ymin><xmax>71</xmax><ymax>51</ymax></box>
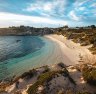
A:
<box><xmin>0</xmin><ymin>36</ymin><xmax>54</xmax><ymax>80</ymax></box>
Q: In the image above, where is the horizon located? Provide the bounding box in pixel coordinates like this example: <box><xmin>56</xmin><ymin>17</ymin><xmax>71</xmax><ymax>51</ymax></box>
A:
<box><xmin>0</xmin><ymin>0</ymin><xmax>96</xmax><ymax>28</ymax></box>
<box><xmin>0</xmin><ymin>24</ymin><xmax>96</xmax><ymax>29</ymax></box>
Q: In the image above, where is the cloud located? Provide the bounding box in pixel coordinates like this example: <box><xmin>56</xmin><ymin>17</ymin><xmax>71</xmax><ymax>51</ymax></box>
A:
<box><xmin>24</xmin><ymin>1</ymin><xmax>53</xmax><ymax>12</ymax></box>
<box><xmin>0</xmin><ymin>0</ymin><xmax>95</xmax><ymax>27</ymax></box>
<box><xmin>43</xmin><ymin>3</ymin><xmax>52</xmax><ymax>11</ymax></box>
<box><xmin>0</xmin><ymin>12</ymin><xmax>67</xmax><ymax>27</ymax></box>
<box><xmin>91</xmin><ymin>3</ymin><xmax>96</xmax><ymax>7</ymax></box>
<box><xmin>74</xmin><ymin>0</ymin><xmax>90</xmax><ymax>7</ymax></box>
<box><xmin>24</xmin><ymin>0</ymin><xmax>68</xmax><ymax>17</ymax></box>
<box><xmin>69</xmin><ymin>11</ymin><xmax>80</xmax><ymax>21</ymax></box>
<box><xmin>79</xmin><ymin>7</ymin><xmax>86</xmax><ymax>11</ymax></box>
<box><xmin>40</xmin><ymin>12</ymin><xmax>51</xmax><ymax>17</ymax></box>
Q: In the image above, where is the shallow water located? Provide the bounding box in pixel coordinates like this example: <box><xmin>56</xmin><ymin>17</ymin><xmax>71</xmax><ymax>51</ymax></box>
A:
<box><xmin>0</xmin><ymin>36</ymin><xmax>54</xmax><ymax>80</ymax></box>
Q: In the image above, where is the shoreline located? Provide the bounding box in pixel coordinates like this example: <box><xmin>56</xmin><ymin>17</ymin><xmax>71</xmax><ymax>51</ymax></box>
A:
<box><xmin>1</xmin><ymin>34</ymin><xmax>96</xmax><ymax>94</ymax></box>
<box><xmin>1</xmin><ymin>34</ymin><xmax>95</xmax><ymax>81</ymax></box>
<box><xmin>44</xmin><ymin>34</ymin><xmax>96</xmax><ymax>65</ymax></box>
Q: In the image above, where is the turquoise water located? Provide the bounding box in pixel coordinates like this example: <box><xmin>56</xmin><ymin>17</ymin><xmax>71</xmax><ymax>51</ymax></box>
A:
<box><xmin>0</xmin><ymin>36</ymin><xmax>54</xmax><ymax>80</ymax></box>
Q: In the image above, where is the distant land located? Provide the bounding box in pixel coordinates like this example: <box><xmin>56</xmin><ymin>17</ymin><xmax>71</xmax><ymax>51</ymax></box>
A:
<box><xmin>0</xmin><ymin>26</ymin><xmax>53</xmax><ymax>36</ymax></box>
<box><xmin>0</xmin><ymin>25</ymin><xmax>96</xmax><ymax>36</ymax></box>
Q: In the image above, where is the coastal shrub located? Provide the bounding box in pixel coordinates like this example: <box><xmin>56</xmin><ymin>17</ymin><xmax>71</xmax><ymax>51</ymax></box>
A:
<box><xmin>66</xmin><ymin>90</ymin><xmax>74</xmax><ymax>94</ymax></box>
<box><xmin>82</xmin><ymin>65</ymin><xmax>96</xmax><ymax>86</ymax></box>
<box><xmin>60</xmin><ymin>68</ymin><xmax>76</xmax><ymax>85</ymax></box>
<box><xmin>60</xmin><ymin>68</ymin><xmax>69</xmax><ymax>77</ymax></box>
<box><xmin>57</xmin><ymin>27</ymin><xmax>96</xmax><ymax>54</ymax></box>
<box><xmin>0</xmin><ymin>83</ymin><xmax>10</xmax><ymax>93</ymax></box>
<box><xmin>27</xmin><ymin>69</ymin><xmax>70</xmax><ymax>94</ymax></box>
<box><xmin>89</xmin><ymin>47</ymin><xmax>96</xmax><ymax>54</ymax></box>
<box><xmin>27</xmin><ymin>71</ymin><xmax>58</xmax><ymax>94</ymax></box>
<box><xmin>58</xmin><ymin>62</ymin><xmax>66</xmax><ymax>68</ymax></box>
<box><xmin>43</xmin><ymin>65</ymin><xmax>50</xmax><ymax>73</ymax></box>
<box><xmin>20</xmin><ymin>69</ymin><xmax>37</xmax><ymax>79</ymax></box>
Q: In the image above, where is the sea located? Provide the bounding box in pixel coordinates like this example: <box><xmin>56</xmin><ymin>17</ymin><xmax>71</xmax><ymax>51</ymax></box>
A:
<box><xmin>0</xmin><ymin>36</ymin><xmax>54</xmax><ymax>80</ymax></box>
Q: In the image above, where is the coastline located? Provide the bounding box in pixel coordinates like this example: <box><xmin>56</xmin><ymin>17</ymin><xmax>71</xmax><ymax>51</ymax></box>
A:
<box><xmin>1</xmin><ymin>34</ymin><xmax>96</xmax><ymax>94</ymax></box>
<box><xmin>1</xmin><ymin>34</ymin><xmax>95</xmax><ymax>80</ymax></box>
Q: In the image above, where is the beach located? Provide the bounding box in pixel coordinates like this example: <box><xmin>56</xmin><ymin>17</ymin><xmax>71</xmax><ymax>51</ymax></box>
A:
<box><xmin>44</xmin><ymin>34</ymin><xmax>95</xmax><ymax>65</ymax></box>
<box><xmin>1</xmin><ymin>34</ymin><xmax>95</xmax><ymax>81</ymax></box>
<box><xmin>1</xmin><ymin>34</ymin><xmax>96</xmax><ymax>94</ymax></box>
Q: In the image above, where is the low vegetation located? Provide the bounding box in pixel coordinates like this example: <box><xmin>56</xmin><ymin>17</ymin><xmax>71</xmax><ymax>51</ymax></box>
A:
<box><xmin>20</xmin><ymin>69</ymin><xmax>37</xmax><ymax>79</ymax></box>
<box><xmin>27</xmin><ymin>66</ymin><xmax>76</xmax><ymax>94</ymax></box>
<box><xmin>76</xmin><ymin>92</ymin><xmax>91</xmax><ymax>94</ymax></box>
<box><xmin>57</xmin><ymin>62</ymin><xmax>66</xmax><ymax>68</ymax></box>
<box><xmin>1</xmin><ymin>62</ymin><xmax>96</xmax><ymax>94</ymax></box>
<box><xmin>82</xmin><ymin>64</ymin><xmax>96</xmax><ymax>86</ymax></box>
<box><xmin>0</xmin><ymin>83</ymin><xmax>10</xmax><ymax>93</ymax></box>
<box><xmin>42</xmin><ymin>65</ymin><xmax>50</xmax><ymax>73</ymax></box>
<box><xmin>27</xmin><ymin>71</ymin><xmax>58</xmax><ymax>94</ymax></box>
<box><xmin>54</xmin><ymin>25</ymin><xmax>96</xmax><ymax>54</ymax></box>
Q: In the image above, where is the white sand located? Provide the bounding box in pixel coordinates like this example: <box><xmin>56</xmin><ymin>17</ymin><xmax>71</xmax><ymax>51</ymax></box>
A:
<box><xmin>45</xmin><ymin>34</ymin><xmax>95</xmax><ymax>65</ymax></box>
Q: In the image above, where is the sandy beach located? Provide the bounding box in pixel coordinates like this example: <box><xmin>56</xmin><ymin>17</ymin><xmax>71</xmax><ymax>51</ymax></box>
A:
<box><xmin>1</xmin><ymin>34</ymin><xmax>95</xmax><ymax>81</ymax></box>
<box><xmin>1</xmin><ymin>34</ymin><xmax>96</xmax><ymax>94</ymax></box>
<box><xmin>44</xmin><ymin>34</ymin><xmax>95</xmax><ymax>65</ymax></box>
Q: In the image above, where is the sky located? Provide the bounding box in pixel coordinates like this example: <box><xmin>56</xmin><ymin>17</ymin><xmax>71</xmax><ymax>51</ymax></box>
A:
<box><xmin>0</xmin><ymin>0</ymin><xmax>96</xmax><ymax>27</ymax></box>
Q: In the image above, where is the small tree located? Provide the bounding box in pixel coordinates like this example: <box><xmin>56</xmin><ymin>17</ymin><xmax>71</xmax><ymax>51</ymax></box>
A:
<box><xmin>90</xmin><ymin>25</ymin><xmax>95</xmax><ymax>29</ymax></box>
